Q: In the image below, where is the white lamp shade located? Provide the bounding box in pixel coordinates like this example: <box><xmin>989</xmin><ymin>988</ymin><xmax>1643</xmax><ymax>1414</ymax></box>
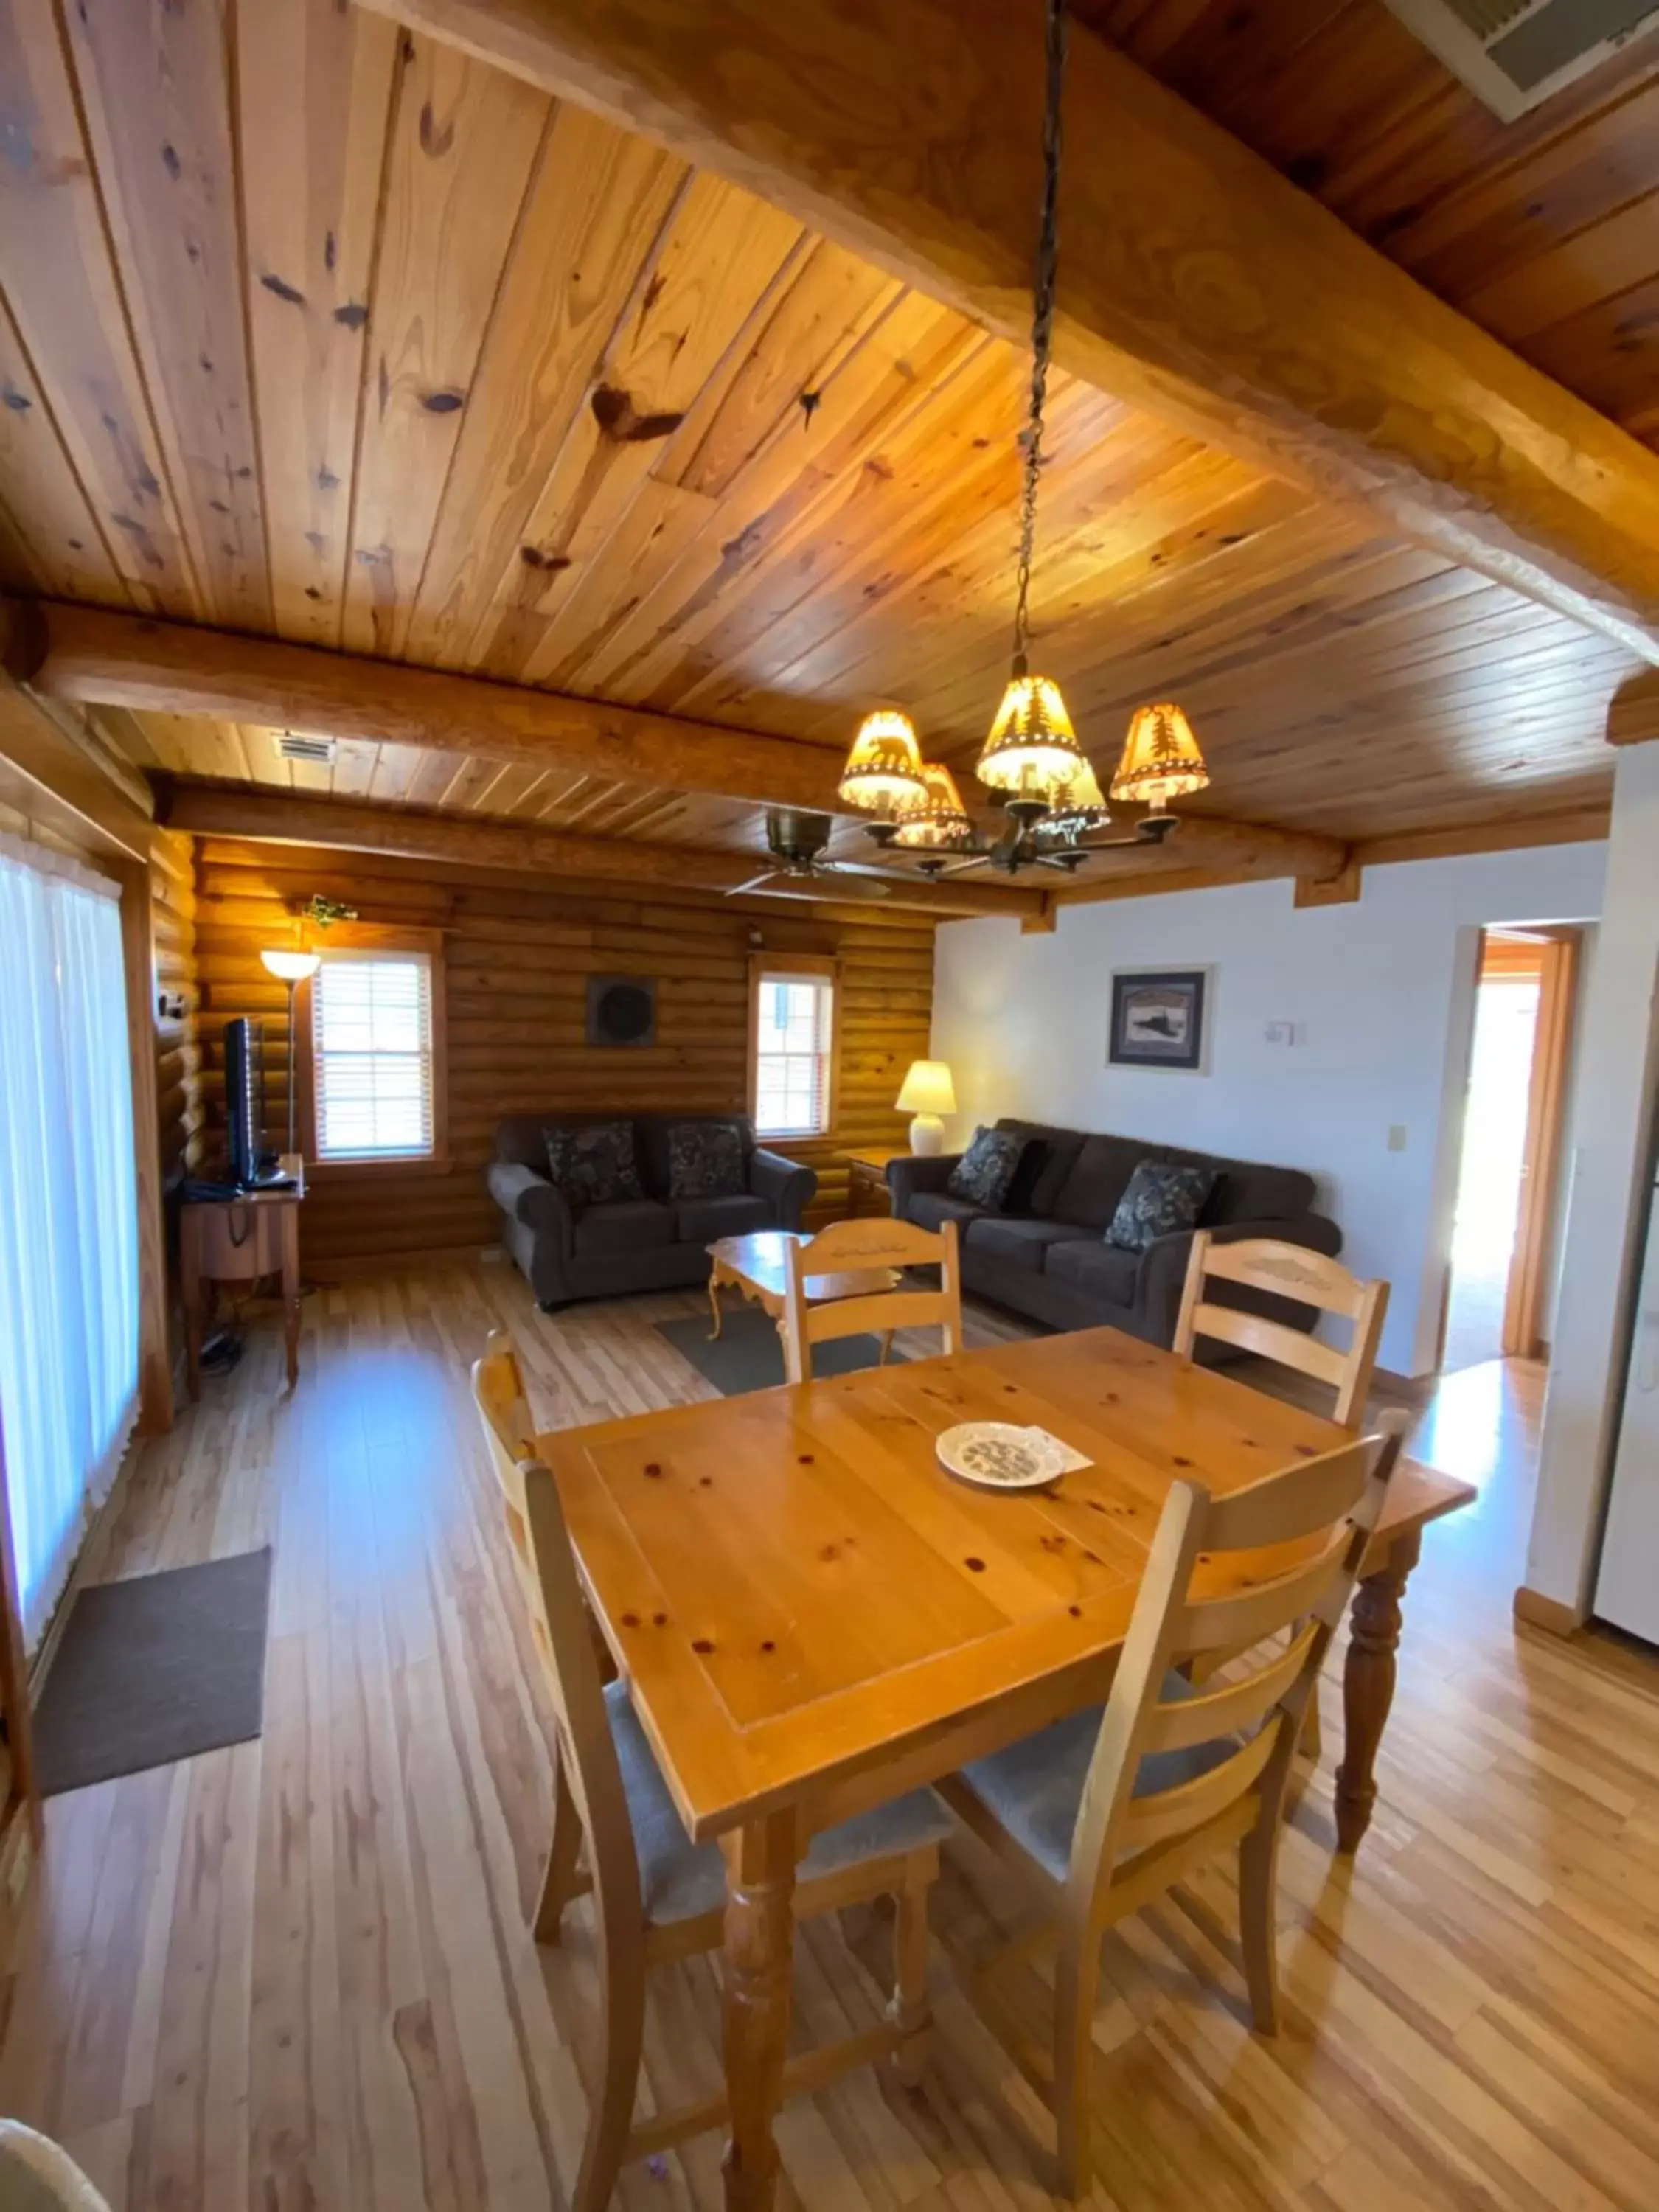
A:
<box><xmin>260</xmin><ymin>948</ymin><xmax>322</xmax><ymax>981</ymax></box>
<box><xmin>894</xmin><ymin>1060</ymin><xmax>956</xmax><ymax>1116</ymax></box>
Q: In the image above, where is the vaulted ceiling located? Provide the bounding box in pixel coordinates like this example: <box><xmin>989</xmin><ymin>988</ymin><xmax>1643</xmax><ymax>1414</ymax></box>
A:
<box><xmin>1</xmin><ymin>0</ymin><xmax>1654</xmax><ymax>898</ymax></box>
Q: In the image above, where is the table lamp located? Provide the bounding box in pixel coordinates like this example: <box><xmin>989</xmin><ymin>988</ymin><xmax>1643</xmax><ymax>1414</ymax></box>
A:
<box><xmin>260</xmin><ymin>948</ymin><xmax>322</xmax><ymax>1155</ymax></box>
<box><xmin>895</xmin><ymin>1059</ymin><xmax>956</xmax><ymax>1155</ymax></box>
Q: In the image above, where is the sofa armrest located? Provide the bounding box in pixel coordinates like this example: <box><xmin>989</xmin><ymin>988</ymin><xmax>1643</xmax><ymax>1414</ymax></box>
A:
<box><xmin>487</xmin><ymin>1160</ymin><xmax>573</xmax><ymax>1252</ymax></box>
<box><xmin>1138</xmin><ymin>1213</ymin><xmax>1345</xmax><ymax>1346</ymax></box>
<box><xmin>748</xmin><ymin>1147</ymin><xmax>817</xmax><ymax>1232</ymax></box>
<box><xmin>887</xmin><ymin>1152</ymin><xmax>960</xmax><ymax>1220</ymax></box>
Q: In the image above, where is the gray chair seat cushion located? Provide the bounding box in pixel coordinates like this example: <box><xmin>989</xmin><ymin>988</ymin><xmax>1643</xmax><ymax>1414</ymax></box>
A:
<box><xmin>1044</xmin><ymin>1237</ymin><xmax>1141</xmax><ymax>1305</ymax></box>
<box><xmin>604</xmin><ymin>1681</ymin><xmax>953</xmax><ymax>1924</ymax></box>
<box><xmin>908</xmin><ymin>1191</ymin><xmax>987</xmax><ymax>1237</ymax></box>
<box><xmin>675</xmin><ymin>1192</ymin><xmax>773</xmax><ymax>1245</ymax></box>
<box><xmin>955</xmin><ymin>1674</ymin><xmax>1241</xmax><ymax>1883</ymax></box>
<box><xmin>573</xmin><ymin>1200</ymin><xmax>675</xmax><ymax>1255</ymax></box>
<box><xmin>966</xmin><ymin>1215</ymin><xmax>1096</xmax><ymax>1276</ymax></box>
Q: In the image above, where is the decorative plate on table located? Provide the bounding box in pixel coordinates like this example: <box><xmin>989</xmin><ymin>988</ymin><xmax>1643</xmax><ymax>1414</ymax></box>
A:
<box><xmin>936</xmin><ymin>1421</ymin><xmax>1089</xmax><ymax>1491</ymax></box>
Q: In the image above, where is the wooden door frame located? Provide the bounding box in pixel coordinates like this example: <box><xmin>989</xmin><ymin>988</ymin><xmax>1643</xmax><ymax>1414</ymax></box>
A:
<box><xmin>1502</xmin><ymin>931</ymin><xmax>1582</xmax><ymax>1359</ymax></box>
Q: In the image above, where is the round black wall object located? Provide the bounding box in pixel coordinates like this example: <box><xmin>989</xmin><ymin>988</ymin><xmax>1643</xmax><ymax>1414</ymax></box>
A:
<box><xmin>587</xmin><ymin>974</ymin><xmax>657</xmax><ymax>1047</ymax></box>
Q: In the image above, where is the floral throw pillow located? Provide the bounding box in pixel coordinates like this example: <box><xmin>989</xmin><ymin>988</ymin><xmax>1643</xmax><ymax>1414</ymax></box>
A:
<box><xmin>543</xmin><ymin>1120</ymin><xmax>644</xmax><ymax>1209</ymax></box>
<box><xmin>667</xmin><ymin>1121</ymin><xmax>746</xmax><ymax>1201</ymax></box>
<box><xmin>947</xmin><ymin>1127</ymin><xmax>1025</xmax><ymax>1211</ymax></box>
<box><xmin>1106</xmin><ymin>1160</ymin><xmax>1215</xmax><ymax>1253</ymax></box>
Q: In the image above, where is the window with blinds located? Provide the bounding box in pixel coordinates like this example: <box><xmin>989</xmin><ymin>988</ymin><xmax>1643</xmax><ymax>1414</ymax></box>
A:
<box><xmin>752</xmin><ymin>970</ymin><xmax>835</xmax><ymax>1138</ymax></box>
<box><xmin>311</xmin><ymin>952</ymin><xmax>436</xmax><ymax>1160</ymax></box>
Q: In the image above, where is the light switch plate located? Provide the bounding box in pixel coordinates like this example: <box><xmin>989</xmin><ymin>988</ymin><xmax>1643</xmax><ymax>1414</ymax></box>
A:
<box><xmin>1387</xmin><ymin>1124</ymin><xmax>1408</xmax><ymax>1152</ymax></box>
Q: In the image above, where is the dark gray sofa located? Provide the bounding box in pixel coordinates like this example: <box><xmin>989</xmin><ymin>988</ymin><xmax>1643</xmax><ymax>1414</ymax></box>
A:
<box><xmin>489</xmin><ymin>1112</ymin><xmax>816</xmax><ymax>1309</ymax></box>
<box><xmin>889</xmin><ymin>1116</ymin><xmax>1340</xmax><ymax>1349</ymax></box>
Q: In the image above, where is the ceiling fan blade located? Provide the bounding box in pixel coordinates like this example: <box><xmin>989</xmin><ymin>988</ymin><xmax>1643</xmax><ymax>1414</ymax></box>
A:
<box><xmin>933</xmin><ymin>852</ymin><xmax>991</xmax><ymax>877</ymax></box>
<box><xmin>820</xmin><ymin>862</ymin><xmax>893</xmax><ymax>895</ymax></box>
<box><xmin>726</xmin><ymin>869</ymin><xmax>787</xmax><ymax>896</ymax></box>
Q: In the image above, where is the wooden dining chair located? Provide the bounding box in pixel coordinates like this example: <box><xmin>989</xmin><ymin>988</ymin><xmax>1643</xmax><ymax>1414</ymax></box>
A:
<box><xmin>1174</xmin><ymin>1231</ymin><xmax>1390</xmax><ymax>1429</ymax></box>
<box><xmin>470</xmin><ymin>1336</ymin><xmax>953</xmax><ymax>2212</ymax></box>
<box><xmin>780</xmin><ymin>1215</ymin><xmax>963</xmax><ymax>1383</ymax></box>
<box><xmin>938</xmin><ymin>1413</ymin><xmax>1406</xmax><ymax>2199</ymax></box>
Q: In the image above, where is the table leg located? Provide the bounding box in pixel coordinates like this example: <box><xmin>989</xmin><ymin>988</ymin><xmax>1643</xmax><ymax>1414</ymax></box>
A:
<box><xmin>1335</xmin><ymin>1528</ymin><xmax>1420</xmax><ymax>1853</ymax></box>
<box><xmin>280</xmin><ymin>1206</ymin><xmax>302</xmax><ymax>1391</ymax></box>
<box><xmin>721</xmin><ymin>1809</ymin><xmax>797</xmax><ymax>2212</ymax></box>
<box><xmin>878</xmin><ymin>1329</ymin><xmax>894</xmax><ymax>1366</ymax></box>
<box><xmin>709</xmin><ymin>1267</ymin><xmax>725</xmax><ymax>1340</ymax></box>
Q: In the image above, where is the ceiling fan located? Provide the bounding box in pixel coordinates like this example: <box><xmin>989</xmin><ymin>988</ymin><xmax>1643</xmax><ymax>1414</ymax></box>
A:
<box><xmin>727</xmin><ymin>810</ymin><xmax>899</xmax><ymax>897</ymax></box>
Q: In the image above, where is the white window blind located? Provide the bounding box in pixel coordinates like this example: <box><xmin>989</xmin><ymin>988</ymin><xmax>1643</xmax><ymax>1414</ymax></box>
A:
<box><xmin>312</xmin><ymin>953</ymin><xmax>435</xmax><ymax>1160</ymax></box>
<box><xmin>753</xmin><ymin>972</ymin><xmax>835</xmax><ymax>1138</ymax></box>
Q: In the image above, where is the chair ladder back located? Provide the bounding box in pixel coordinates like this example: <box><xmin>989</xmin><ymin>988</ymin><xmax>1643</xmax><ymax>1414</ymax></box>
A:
<box><xmin>1064</xmin><ymin>1417</ymin><xmax>1406</xmax><ymax>1932</ymax></box>
<box><xmin>782</xmin><ymin>1216</ymin><xmax>961</xmax><ymax>1382</ymax></box>
<box><xmin>519</xmin><ymin>1458</ymin><xmax>644</xmax><ymax>1935</ymax></box>
<box><xmin>1174</xmin><ymin>1231</ymin><xmax>1390</xmax><ymax>1427</ymax></box>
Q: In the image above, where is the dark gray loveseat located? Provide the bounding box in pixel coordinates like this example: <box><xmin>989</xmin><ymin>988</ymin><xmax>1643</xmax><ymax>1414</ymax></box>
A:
<box><xmin>890</xmin><ymin>1117</ymin><xmax>1340</xmax><ymax>1349</ymax></box>
<box><xmin>489</xmin><ymin>1112</ymin><xmax>816</xmax><ymax>1309</ymax></box>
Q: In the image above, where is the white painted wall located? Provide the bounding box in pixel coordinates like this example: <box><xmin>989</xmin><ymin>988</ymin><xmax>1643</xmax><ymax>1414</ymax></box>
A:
<box><xmin>1528</xmin><ymin>745</ymin><xmax>1659</xmax><ymax>1615</ymax></box>
<box><xmin>930</xmin><ymin>842</ymin><xmax>1606</xmax><ymax>1378</ymax></box>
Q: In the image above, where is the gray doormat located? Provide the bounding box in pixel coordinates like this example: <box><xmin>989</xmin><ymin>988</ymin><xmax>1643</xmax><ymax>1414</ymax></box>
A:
<box><xmin>33</xmin><ymin>1548</ymin><xmax>273</xmax><ymax>1796</ymax></box>
<box><xmin>656</xmin><ymin>1307</ymin><xmax>909</xmax><ymax>1396</ymax></box>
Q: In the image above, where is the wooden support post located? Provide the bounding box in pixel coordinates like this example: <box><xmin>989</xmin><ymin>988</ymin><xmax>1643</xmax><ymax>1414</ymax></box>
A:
<box><xmin>111</xmin><ymin>857</ymin><xmax>173</xmax><ymax>1436</ymax></box>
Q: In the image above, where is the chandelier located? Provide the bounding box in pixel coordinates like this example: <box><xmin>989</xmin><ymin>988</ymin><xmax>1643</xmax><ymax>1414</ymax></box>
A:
<box><xmin>836</xmin><ymin>0</ymin><xmax>1210</xmax><ymax>878</ymax></box>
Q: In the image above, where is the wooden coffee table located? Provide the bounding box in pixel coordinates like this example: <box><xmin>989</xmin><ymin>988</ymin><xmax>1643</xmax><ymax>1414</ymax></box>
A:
<box><xmin>706</xmin><ymin>1230</ymin><xmax>900</xmax><ymax>1351</ymax></box>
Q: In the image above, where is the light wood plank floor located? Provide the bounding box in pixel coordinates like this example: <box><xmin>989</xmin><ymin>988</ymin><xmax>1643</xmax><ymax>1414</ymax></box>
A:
<box><xmin>3</xmin><ymin>1262</ymin><xmax>1658</xmax><ymax>2212</ymax></box>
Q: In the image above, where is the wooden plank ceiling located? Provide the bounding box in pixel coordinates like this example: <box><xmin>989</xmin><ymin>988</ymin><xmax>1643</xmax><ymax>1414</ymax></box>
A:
<box><xmin>1078</xmin><ymin>0</ymin><xmax>1659</xmax><ymax>454</ymax></box>
<box><xmin>0</xmin><ymin>0</ymin><xmax>1645</xmax><ymax>877</ymax></box>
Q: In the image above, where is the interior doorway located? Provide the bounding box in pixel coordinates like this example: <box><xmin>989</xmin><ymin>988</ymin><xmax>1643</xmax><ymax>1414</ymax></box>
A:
<box><xmin>1441</xmin><ymin>928</ymin><xmax>1580</xmax><ymax>1374</ymax></box>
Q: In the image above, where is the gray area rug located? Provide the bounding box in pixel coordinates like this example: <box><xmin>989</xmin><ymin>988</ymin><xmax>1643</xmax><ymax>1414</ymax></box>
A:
<box><xmin>33</xmin><ymin>1548</ymin><xmax>273</xmax><ymax>1796</ymax></box>
<box><xmin>657</xmin><ymin>1307</ymin><xmax>908</xmax><ymax>1395</ymax></box>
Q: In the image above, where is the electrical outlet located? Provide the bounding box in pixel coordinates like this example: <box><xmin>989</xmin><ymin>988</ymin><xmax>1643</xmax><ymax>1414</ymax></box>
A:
<box><xmin>1265</xmin><ymin>1020</ymin><xmax>1297</xmax><ymax>1046</ymax></box>
<box><xmin>1387</xmin><ymin>1124</ymin><xmax>1408</xmax><ymax>1152</ymax></box>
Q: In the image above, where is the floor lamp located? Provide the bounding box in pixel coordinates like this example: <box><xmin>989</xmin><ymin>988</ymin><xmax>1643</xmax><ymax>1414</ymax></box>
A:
<box><xmin>259</xmin><ymin>949</ymin><xmax>321</xmax><ymax>1158</ymax></box>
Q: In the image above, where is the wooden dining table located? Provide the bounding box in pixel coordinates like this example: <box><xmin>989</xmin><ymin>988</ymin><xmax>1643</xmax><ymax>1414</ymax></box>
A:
<box><xmin>536</xmin><ymin>1324</ymin><xmax>1472</xmax><ymax>2212</ymax></box>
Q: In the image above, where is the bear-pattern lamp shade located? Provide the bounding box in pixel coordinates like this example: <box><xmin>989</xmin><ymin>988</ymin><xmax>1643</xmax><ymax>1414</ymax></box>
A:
<box><xmin>891</xmin><ymin>760</ymin><xmax>975</xmax><ymax>849</ymax></box>
<box><xmin>895</xmin><ymin>1059</ymin><xmax>956</xmax><ymax>1156</ymax></box>
<box><xmin>838</xmin><ymin>709</ymin><xmax>929</xmax><ymax>815</ymax></box>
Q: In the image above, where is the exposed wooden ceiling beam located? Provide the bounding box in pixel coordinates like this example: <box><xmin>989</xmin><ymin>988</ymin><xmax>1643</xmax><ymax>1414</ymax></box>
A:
<box><xmin>156</xmin><ymin>782</ymin><xmax>1045</xmax><ymax>919</ymax></box>
<box><xmin>20</xmin><ymin>597</ymin><xmax>1350</xmax><ymax>880</ymax></box>
<box><xmin>361</xmin><ymin>0</ymin><xmax>1659</xmax><ymax>664</ymax></box>
<box><xmin>0</xmin><ymin>677</ymin><xmax>153</xmax><ymax>863</ymax></box>
<box><xmin>1607</xmin><ymin>670</ymin><xmax>1659</xmax><ymax>748</ymax></box>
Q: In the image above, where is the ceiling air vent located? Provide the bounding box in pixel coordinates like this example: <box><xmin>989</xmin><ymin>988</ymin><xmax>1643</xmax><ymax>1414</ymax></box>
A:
<box><xmin>276</xmin><ymin>732</ymin><xmax>336</xmax><ymax>765</ymax></box>
<box><xmin>1381</xmin><ymin>0</ymin><xmax>1659</xmax><ymax>117</ymax></box>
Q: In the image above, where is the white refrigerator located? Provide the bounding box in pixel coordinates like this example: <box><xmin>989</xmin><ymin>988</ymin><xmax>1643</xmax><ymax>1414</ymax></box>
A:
<box><xmin>1596</xmin><ymin>1178</ymin><xmax>1659</xmax><ymax>1643</ymax></box>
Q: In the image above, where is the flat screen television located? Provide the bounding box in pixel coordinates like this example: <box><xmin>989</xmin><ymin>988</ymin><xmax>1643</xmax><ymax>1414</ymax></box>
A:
<box><xmin>224</xmin><ymin>1017</ymin><xmax>270</xmax><ymax>1188</ymax></box>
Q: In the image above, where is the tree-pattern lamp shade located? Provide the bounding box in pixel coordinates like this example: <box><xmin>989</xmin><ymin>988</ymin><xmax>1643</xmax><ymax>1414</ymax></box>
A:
<box><xmin>1041</xmin><ymin>754</ymin><xmax>1110</xmax><ymax>834</ymax></box>
<box><xmin>975</xmin><ymin>671</ymin><xmax>1088</xmax><ymax>801</ymax></box>
<box><xmin>260</xmin><ymin>949</ymin><xmax>322</xmax><ymax>982</ymax></box>
<box><xmin>895</xmin><ymin>1058</ymin><xmax>956</xmax><ymax>1155</ymax></box>
<box><xmin>838</xmin><ymin>709</ymin><xmax>929</xmax><ymax>814</ymax></box>
<box><xmin>891</xmin><ymin>759</ymin><xmax>975</xmax><ymax>849</ymax></box>
<box><xmin>1110</xmin><ymin>701</ymin><xmax>1210</xmax><ymax>809</ymax></box>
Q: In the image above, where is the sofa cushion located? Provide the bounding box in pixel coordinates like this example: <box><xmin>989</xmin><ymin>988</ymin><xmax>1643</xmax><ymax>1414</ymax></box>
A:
<box><xmin>546</xmin><ymin>1119</ymin><xmax>644</xmax><ymax>1208</ymax></box>
<box><xmin>995</xmin><ymin>1121</ymin><xmax>1088</xmax><ymax>1217</ymax></box>
<box><xmin>1051</xmin><ymin>1134</ymin><xmax>1147</xmax><ymax>1230</ymax></box>
<box><xmin>667</xmin><ymin>1119</ymin><xmax>746</xmax><ymax>1201</ymax></box>
<box><xmin>1044</xmin><ymin>1237</ymin><xmax>1141</xmax><ymax>1306</ymax></box>
<box><xmin>909</xmin><ymin>1191</ymin><xmax>986</xmax><ymax>1237</ymax></box>
<box><xmin>1107</xmin><ymin>1160</ymin><xmax>1216</xmax><ymax>1253</ymax></box>
<box><xmin>948</xmin><ymin>1126</ymin><xmax>1025</xmax><ymax>1210</ymax></box>
<box><xmin>675</xmin><ymin>1192</ymin><xmax>771</xmax><ymax>1245</ymax></box>
<box><xmin>572</xmin><ymin>1200</ymin><xmax>674</xmax><ymax>1255</ymax></box>
<box><xmin>966</xmin><ymin>1217</ymin><xmax>1096</xmax><ymax>1276</ymax></box>
<box><xmin>1190</xmin><ymin>1156</ymin><xmax>1317</xmax><ymax>1227</ymax></box>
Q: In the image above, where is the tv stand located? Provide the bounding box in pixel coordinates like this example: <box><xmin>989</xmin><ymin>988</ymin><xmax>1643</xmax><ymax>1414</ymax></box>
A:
<box><xmin>180</xmin><ymin>1152</ymin><xmax>306</xmax><ymax>1398</ymax></box>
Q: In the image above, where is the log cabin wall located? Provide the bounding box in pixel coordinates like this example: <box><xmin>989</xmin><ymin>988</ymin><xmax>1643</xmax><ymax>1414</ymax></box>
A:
<box><xmin>190</xmin><ymin>838</ymin><xmax>936</xmax><ymax>1267</ymax></box>
<box><xmin>150</xmin><ymin>829</ymin><xmax>204</xmax><ymax>1193</ymax></box>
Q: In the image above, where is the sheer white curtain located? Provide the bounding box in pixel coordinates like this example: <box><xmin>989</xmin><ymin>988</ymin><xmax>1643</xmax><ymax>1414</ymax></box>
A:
<box><xmin>0</xmin><ymin>834</ymin><xmax>139</xmax><ymax>1652</ymax></box>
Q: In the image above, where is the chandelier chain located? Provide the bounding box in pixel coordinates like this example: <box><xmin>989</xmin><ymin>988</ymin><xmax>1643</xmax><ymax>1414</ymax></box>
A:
<box><xmin>1012</xmin><ymin>0</ymin><xmax>1068</xmax><ymax>671</ymax></box>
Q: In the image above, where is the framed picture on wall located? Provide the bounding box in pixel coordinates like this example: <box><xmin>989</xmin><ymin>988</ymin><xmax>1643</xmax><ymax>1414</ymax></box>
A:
<box><xmin>1108</xmin><ymin>967</ymin><xmax>1211</xmax><ymax>1073</ymax></box>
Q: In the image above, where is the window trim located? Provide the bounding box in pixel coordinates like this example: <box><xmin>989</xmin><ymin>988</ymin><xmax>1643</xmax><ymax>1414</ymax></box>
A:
<box><xmin>298</xmin><ymin>925</ymin><xmax>450</xmax><ymax>1176</ymax></box>
<box><xmin>747</xmin><ymin>953</ymin><xmax>839</xmax><ymax>1144</ymax></box>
